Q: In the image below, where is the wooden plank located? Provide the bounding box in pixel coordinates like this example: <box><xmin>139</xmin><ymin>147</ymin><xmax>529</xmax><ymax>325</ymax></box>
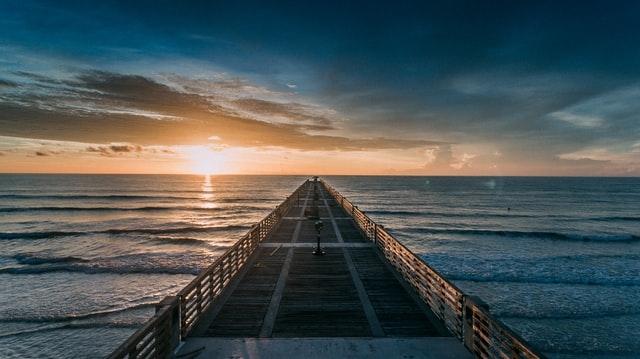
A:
<box><xmin>320</xmin><ymin>189</ymin><xmax>384</xmax><ymax>337</ymax></box>
<box><xmin>272</xmin><ymin>248</ymin><xmax>371</xmax><ymax>337</ymax></box>
<box><xmin>259</xmin><ymin>190</ymin><xmax>310</xmax><ymax>337</ymax></box>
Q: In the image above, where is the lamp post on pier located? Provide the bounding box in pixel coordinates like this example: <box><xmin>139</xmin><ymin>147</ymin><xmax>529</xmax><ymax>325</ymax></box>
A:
<box><xmin>313</xmin><ymin>220</ymin><xmax>325</xmax><ymax>256</ymax></box>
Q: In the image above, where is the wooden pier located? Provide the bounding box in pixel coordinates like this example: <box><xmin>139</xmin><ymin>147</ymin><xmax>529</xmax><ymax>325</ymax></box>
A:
<box><xmin>108</xmin><ymin>178</ymin><xmax>544</xmax><ymax>359</ymax></box>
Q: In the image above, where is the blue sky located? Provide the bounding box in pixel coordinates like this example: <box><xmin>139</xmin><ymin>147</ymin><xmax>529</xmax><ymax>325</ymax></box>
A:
<box><xmin>1</xmin><ymin>0</ymin><xmax>639</xmax><ymax>175</ymax></box>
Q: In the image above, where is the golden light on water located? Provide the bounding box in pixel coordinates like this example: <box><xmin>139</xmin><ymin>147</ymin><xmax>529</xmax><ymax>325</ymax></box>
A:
<box><xmin>201</xmin><ymin>174</ymin><xmax>216</xmax><ymax>208</ymax></box>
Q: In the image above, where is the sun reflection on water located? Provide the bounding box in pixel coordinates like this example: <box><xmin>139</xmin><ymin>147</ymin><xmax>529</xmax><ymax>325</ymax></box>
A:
<box><xmin>201</xmin><ymin>174</ymin><xmax>216</xmax><ymax>208</ymax></box>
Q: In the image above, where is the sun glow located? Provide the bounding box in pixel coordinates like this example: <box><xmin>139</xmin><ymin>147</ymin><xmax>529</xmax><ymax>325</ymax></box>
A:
<box><xmin>185</xmin><ymin>146</ymin><xmax>226</xmax><ymax>175</ymax></box>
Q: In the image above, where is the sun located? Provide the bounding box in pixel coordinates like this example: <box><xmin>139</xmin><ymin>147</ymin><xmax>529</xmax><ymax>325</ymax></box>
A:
<box><xmin>184</xmin><ymin>146</ymin><xmax>226</xmax><ymax>175</ymax></box>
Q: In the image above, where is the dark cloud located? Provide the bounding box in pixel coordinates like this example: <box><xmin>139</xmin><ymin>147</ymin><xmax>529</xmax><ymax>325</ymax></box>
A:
<box><xmin>0</xmin><ymin>71</ymin><xmax>443</xmax><ymax>151</ymax></box>
<box><xmin>86</xmin><ymin>143</ymin><xmax>143</xmax><ymax>157</ymax></box>
<box><xmin>109</xmin><ymin>144</ymin><xmax>142</xmax><ymax>153</ymax></box>
<box><xmin>34</xmin><ymin>150</ymin><xmax>60</xmax><ymax>156</ymax></box>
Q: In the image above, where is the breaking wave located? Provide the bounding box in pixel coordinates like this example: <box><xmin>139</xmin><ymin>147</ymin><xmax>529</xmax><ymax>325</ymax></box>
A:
<box><xmin>406</xmin><ymin>227</ymin><xmax>640</xmax><ymax>242</ymax></box>
<box><xmin>0</xmin><ymin>194</ymin><xmax>201</xmax><ymax>200</ymax></box>
<box><xmin>13</xmin><ymin>254</ymin><xmax>88</xmax><ymax>265</ymax></box>
<box><xmin>0</xmin><ymin>253</ymin><xmax>215</xmax><ymax>275</ymax></box>
<box><xmin>0</xmin><ymin>303</ymin><xmax>155</xmax><ymax>324</ymax></box>
<box><xmin>0</xmin><ymin>205</ymin><xmax>268</xmax><ymax>213</ymax></box>
<box><xmin>0</xmin><ymin>224</ymin><xmax>251</xmax><ymax>240</ymax></box>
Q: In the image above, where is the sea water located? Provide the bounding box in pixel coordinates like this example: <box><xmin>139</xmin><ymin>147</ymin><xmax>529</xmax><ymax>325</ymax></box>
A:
<box><xmin>0</xmin><ymin>175</ymin><xmax>638</xmax><ymax>358</ymax></box>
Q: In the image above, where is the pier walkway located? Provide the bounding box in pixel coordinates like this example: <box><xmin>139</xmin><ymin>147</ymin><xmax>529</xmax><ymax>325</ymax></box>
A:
<box><xmin>109</xmin><ymin>179</ymin><xmax>544</xmax><ymax>359</ymax></box>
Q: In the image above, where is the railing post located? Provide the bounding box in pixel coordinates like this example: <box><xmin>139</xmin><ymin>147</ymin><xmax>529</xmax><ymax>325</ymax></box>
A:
<box><xmin>463</xmin><ymin>295</ymin><xmax>489</xmax><ymax>352</ymax></box>
<box><xmin>155</xmin><ymin>296</ymin><xmax>180</xmax><ymax>355</ymax></box>
<box><xmin>373</xmin><ymin>223</ymin><xmax>378</xmax><ymax>245</ymax></box>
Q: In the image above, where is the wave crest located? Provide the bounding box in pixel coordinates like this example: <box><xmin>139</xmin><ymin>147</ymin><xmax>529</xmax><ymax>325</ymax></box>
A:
<box><xmin>0</xmin><ymin>224</ymin><xmax>250</xmax><ymax>240</ymax></box>
<box><xmin>406</xmin><ymin>227</ymin><xmax>640</xmax><ymax>242</ymax></box>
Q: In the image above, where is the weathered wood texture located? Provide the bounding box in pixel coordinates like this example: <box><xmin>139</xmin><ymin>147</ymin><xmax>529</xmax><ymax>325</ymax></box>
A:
<box><xmin>321</xmin><ymin>180</ymin><xmax>545</xmax><ymax>359</ymax></box>
<box><xmin>108</xmin><ymin>180</ymin><xmax>311</xmax><ymax>359</ymax></box>
<box><xmin>349</xmin><ymin>248</ymin><xmax>442</xmax><ymax>337</ymax></box>
<box><xmin>204</xmin><ymin>247</ymin><xmax>287</xmax><ymax>336</ymax></box>
<box><xmin>198</xmin><ymin>184</ymin><xmax>443</xmax><ymax>338</ymax></box>
<box><xmin>109</xmin><ymin>178</ymin><xmax>544</xmax><ymax>359</ymax></box>
<box><xmin>272</xmin><ymin>248</ymin><xmax>371</xmax><ymax>337</ymax></box>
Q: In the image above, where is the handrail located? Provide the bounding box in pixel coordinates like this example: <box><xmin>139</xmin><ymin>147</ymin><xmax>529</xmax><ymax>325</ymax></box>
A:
<box><xmin>320</xmin><ymin>179</ymin><xmax>545</xmax><ymax>359</ymax></box>
<box><xmin>108</xmin><ymin>179</ymin><xmax>311</xmax><ymax>359</ymax></box>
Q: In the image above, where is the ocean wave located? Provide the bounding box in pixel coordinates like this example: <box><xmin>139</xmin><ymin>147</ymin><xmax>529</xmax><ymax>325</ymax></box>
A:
<box><xmin>0</xmin><ymin>224</ymin><xmax>251</xmax><ymax>240</ymax></box>
<box><xmin>0</xmin><ymin>321</ymin><xmax>144</xmax><ymax>337</ymax></box>
<box><xmin>422</xmin><ymin>252</ymin><xmax>640</xmax><ymax>287</ymax></box>
<box><xmin>364</xmin><ymin>210</ymin><xmax>640</xmax><ymax>223</ymax></box>
<box><xmin>0</xmin><ymin>194</ymin><xmax>201</xmax><ymax>200</ymax></box>
<box><xmin>0</xmin><ymin>231</ymin><xmax>85</xmax><ymax>240</ymax></box>
<box><xmin>0</xmin><ymin>194</ymin><xmax>282</xmax><ymax>204</ymax></box>
<box><xmin>589</xmin><ymin>215</ymin><xmax>640</xmax><ymax>222</ymax></box>
<box><xmin>101</xmin><ymin>224</ymin><xmax>249</xmax><ymax>235</ymax></box>
<box><xmin>0</xmin><ymin>303</ymin><xmax>154</xmax><ymax>324</ymax></box>
<box><xmin>497</xmin><ymin>309</ymin><xmax>640</xmax><ymax>320</ymax></box>
<box><xmin>368</xmin><ymin>209</ymin><xmax>540</xmax><ymax>218</ymax></box>
<box><xmin>0</xmin><ymin>252</ymin><xmax>213</xmax><ymax>275</ymax></box>
<box><xmin>13</xmin><ymin>254</ymin><xmax>88</xmax><ymax>265</ymax></box>
<box><xmin>450</xmin><ymin>274</ymin><xmax>640</xmax><ymax>287</ymax></box>
<box><xmin>405</xmin><ymin>227</ymin><xmax>640</xmax><ymax>242</ymax></box>
<box><xmin>0</xmin><ymin>205</ymin><xmax>269</xmax><ymax>213</ymax></box>
<box><xmin>0</xmin><ymin>264</ymin><xmax>200</xmax><ymax>275</ymax></box>
<box><xmin>147</xmin><ymin>236</ymin><xmax>210</xmax><ymax>245</ymax></box>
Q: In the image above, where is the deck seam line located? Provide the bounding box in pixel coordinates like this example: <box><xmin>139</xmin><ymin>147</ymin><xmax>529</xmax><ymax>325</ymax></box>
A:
<box><xmin>261</xmin><ymin>243</ymin><xmax>374</xmax><ymax>248</ymax></box>
<box><xmin>321</xmin><ymin>188</ymin><xmax>385</xmax><ymax>337</ymax></box>
<box><xmin>283</xmin><ymin>216</ymin><xmax>352</xmax><ymax>220</ymax></box>
<box><xmin>259</xmin><ymin>185</ymin><xmax>310</xmax><ymax>337</ymax></box>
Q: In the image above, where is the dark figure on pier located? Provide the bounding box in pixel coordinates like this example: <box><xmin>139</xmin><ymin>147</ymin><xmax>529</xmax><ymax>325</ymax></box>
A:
<box><xmin>313</xmin><ymin>220</ymin><xmax>325</xmax><ymax>256</ymax></box>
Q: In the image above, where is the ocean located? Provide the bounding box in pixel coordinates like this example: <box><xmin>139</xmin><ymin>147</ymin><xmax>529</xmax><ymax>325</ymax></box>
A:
<box><xmin>0</xmin><ymin>175</ymin><xmax>638</xmax><ymax>358</ymax></box>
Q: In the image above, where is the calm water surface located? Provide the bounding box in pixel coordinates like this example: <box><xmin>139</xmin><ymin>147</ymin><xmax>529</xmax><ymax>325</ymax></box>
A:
<box><xmin>0</xmin><ymin>175</ymin><xmax>638</xmax><ymax>358</ymax></box>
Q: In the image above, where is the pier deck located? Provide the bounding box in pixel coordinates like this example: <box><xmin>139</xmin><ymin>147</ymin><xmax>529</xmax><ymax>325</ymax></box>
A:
<box><xmin>179</xmin><ymin>182</ymin><xmax>467</xmax><ymax>357</ymax></box>
<box><xmin>109</xmin><ymin>179</ymin><xmax>543</xmax><ymax>359</ymax></box>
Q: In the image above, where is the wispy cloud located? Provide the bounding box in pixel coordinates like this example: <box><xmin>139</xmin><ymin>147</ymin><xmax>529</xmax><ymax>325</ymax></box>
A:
<box><xmin>550</xmin><ymin>111</ymin><xmax>604</xmax><ymax>128</ymax></box>
<box><xmin>558</xmin><ymin>143</ymin><xmax>640</xmax><ymax>175</ymax></box>
<box><xmin>0</xmin><ymin>70</ymin><xmax>442</xmax><ymax>151</ymax></box>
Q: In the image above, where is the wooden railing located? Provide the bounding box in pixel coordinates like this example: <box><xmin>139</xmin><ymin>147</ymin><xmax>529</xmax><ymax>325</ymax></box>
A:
<box><xmin>321</xmin><ymin>180</ymin><xmax>545</xmax><ymax>359</ymax></box>
<box><xmin>108</xmin><ymin>179</ymin><xmax>311</xmax><ymax>359</ymax></box>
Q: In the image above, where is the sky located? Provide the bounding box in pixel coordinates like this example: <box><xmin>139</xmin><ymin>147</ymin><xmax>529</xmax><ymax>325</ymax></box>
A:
<box><xmin>0</xmin><ymin>0</ymin><xmax>639</xmax><ymax>175</ymax></box>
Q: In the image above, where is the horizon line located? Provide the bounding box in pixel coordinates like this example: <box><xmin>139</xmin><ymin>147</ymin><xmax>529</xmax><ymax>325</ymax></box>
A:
<box><xmin>1</xmin><ymin>172</ymin><xmax>639</xmax><ymax>178</ymax></box>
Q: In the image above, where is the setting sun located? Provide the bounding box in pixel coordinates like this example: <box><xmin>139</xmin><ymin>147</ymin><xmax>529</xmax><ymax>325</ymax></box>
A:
<box><xmin>184</xmin><ymin>146</ymin><xmax>226</xmax><ymax>175</ymax></box>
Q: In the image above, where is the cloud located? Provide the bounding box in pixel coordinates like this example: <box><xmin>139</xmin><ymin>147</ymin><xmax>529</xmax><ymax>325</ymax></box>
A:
<box><xmin>424</xmin><ymin>145</ymin><xmax>453</xmax><ymax>167</ymax></box>
<box><xmin>424</xmin><ymin>144</ymin><xmax>477</xmax><ymax>170</ymax></box>
<box><xmin>33</xmin><ymin>150</ymin><xmax>62</xmax><ymax>156</ymax></box>
<box><xmin>550</xmin><ymin>86</ymin><xmax>640</xmax><ymax>131</ymax></box>
<box><xmin>557</xmin><ymin>143</ymin><xmax>640</xmax><ymax>175</ymax></box>
<box><xmin>86</xmin><ymin>143</ymin><xmax>144</xmax><ymax>157</ymax></box>
<box><xmin>450</xmin><ymin>153</ymin><xmax>477</xmax><ymax>170</ymax></box>
<box><xmin>231</xmin><ymin>98</ymin><xmax>337</xmax><ymax>131</ymax></box>
<box><xmin>550</xmin><ymin>111</ymin><xmax>604</xmax><ymax>128</ymax></box>
<box><xmin>0</xmin><ymin>70</ymin><xmax>442</xmax><ymax>151</ymax></box>
<box><xmin>558</xmin><ymin>148</ymin><xmax>611</xmax><ymax>162</ymax></box>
